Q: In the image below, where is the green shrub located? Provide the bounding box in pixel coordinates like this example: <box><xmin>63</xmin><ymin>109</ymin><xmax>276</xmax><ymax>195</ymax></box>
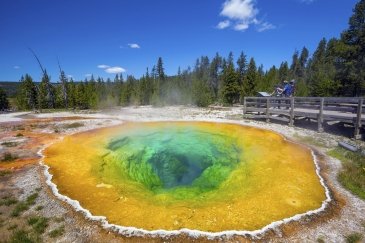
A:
<box><xmin>1</xmin><ymin>152</ymin><xmax>17</xmax><ymax>162</ymax></box>
<box><xmin>11</xmin><ymin>192</ymin><xmax>38</xmax><ymax>217</ymax></box>
<box><xmin>35</xmin><ymin>205</ymin><xmax>43</xmax><ymax>211</ymax></box>
<box><xmin>62</xmin><ymin>122</ymin><xmax>84</xmax><ymax>129</ymax></box>
<box><xmin>48</xmin><ymin>225</ymin><xmax>65</xmax><ymax>238</ymax></box>
<box><xmin>28</xmin><ymin>216</ymin><xmax>48</xmax><ymax>234</ymax></box>
<box><xmin>7</xmin><ymin>224</ymin><xmax>18</xmax><ymax>230</ymax></box>
<box><xmin>0</xmin><ymin>196</ymin><xmax>17</xmax><ymax>206</ymax></box>
<box><xmin>345</xmin><ymin>232</ymin><xmax>363</xmax><ymax>243</ymax></box>
<box><xmin>328</xmin><ymin>147</ymin><xmax>365</xmax><ymax>199</ymax></box>
<box><xmin>1</xmin><ymin>141</ymin><xmax>18</xmax><ymax>147</ymax></box>
<box><xmin>11</xmin><ymin>202</ymin><xmax>29</xmax><ymax>217</ymax></box>
<box><xmin>9</xmin><ymin>230</ymin><xmax>34</xmax><ymax>243</ymax></box>
<box><xmin>0</xmin><ymin>170</ymin><xmax>11</xmax><ymax>177</ymax></box>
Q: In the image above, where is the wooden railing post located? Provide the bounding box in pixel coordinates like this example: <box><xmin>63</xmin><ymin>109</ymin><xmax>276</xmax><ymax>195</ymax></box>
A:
<box><xmin>243</xmin><ymin>97</ymin><xmax>247</xmax><ymax>117</ymax></box>
<box><xmin>318</xmin><ymin>98</ymin><xmax>324</xmax><ymax>133</ymax></box>
<box><xmin>266</xmin><ymin>98</ymin><xmax>270</xmax><ymax>122</ymax></box>
<box><xmin>289</xmin><ymin>97</ymin><xmax>295</xmax><ymax>126</ymax></box>
<box><xmin>354</xmin><ymin>98</ymin><xmax>363</xmax><ymax>139</ymax></box>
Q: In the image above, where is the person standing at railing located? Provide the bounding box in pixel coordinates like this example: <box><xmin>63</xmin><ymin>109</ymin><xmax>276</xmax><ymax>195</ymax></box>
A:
<box><xmin>289</xmin><ymin>80</ymin><xmax>296</xmax><ymax>97</ymax></box>
<box><xmin>271</xmin><ymin>80</ymin><xmax>287</xmax><ymax>97</ymax></box>
<box><xmin>282</xmin><ymin>80</ymin><xmax>292</xmax><ymax>97</ymax></box>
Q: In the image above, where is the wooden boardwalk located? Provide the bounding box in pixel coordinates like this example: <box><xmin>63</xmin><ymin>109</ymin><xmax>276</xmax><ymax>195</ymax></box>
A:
<box><xmin>243</xmin><ymin>97</ymin><xmax>364</xmax><ymax>139</ymax></box>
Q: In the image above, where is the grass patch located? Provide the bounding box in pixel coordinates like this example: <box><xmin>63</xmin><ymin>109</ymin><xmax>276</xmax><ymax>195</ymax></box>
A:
<box><xmin>53</xmin><ymin>217</ymin><xmax>64</xmax><ymax>223</ymax></box>
<box><xmin>28</xmin><ymin>216</ymin><xmax>48</xmax><ymax>234</ymax></box>
<box><xmin>328</xmin><ymin>147</ymin><xmax>365</xmax><ymax>199</ymax></box>
<box><xmin>7</xmin><ymin>224</ymin><xmax>18</xmax><ymax>230</ymax></box>
<box><xmin>12</xmin><ymin>125</ymin><xmax>25</xmax><ymax>131</ymax></box>
<box><xmin>293</xmin><ymin>134</ymin><xmax>328</xmax><ymax>148</ymax></box>
<box><xmin>15</xmin><ymin>133</ymin><xmax>24</xmax><ymax>137</ymax></box>
<box><xmin>1</xmin><ymin>152</ymin><xmax>18</xmax><ymax>162</ymax></box>
<box><xmin>48</xmin><ymin>225</ymin><xmax>65</xmax><ymax>238</ymax></box>
<box><xmin>0</xmin><ymin>170</ymin><xmax>11</xmax><ymax>177</ymax></box>
<box><xmin>11</xmin><ymin>202</ymin><xmax>29</xmax><ymax>217</ymax></box>
<box><xmin>0</xmin><ymin>196</ymin><xmax>18</xmax><ymax>206</ymax></box>
<box><xmin>35</xmin><ymin>205</ymin><xmax>43</xmax><ymax>211</ymax></box>
<box><xmin>62</xmin><ymin>122</ymin><xmax>84</xmax><ymax>129</ymax></box>
<box><xmin>26</xmin><ymin>193</ymin><xmax>38</xmax><ymax>205</ymax></box>
<box><xmin>317</xmin><ymin>237</ymin><xmax>325</xmax><ymax>243</ymax></box>
<box><xmin>11</xmin><ymin>192</ymin><xmax>38</xmax><ymax>217</ymax></box>
<box><xmin>9</xmin><ymin>230</ymin><xmax>35</xmax><ymax>243</ymax></box>
<box><xmin>345</xmin><ymin>232</ymin><xmax>363</xmax><ymax>243</ymax></box>
<box><xmin>1</xmin><ymin>141</ymin><xmax>18</xmax><ymax>147</ymax></box>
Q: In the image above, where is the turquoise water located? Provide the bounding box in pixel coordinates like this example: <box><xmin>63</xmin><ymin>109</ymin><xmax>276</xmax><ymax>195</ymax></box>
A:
<box><xmin>106</xmin><ymin>125</ymin><xmax>241</xmax><ymax>193</ymax></box>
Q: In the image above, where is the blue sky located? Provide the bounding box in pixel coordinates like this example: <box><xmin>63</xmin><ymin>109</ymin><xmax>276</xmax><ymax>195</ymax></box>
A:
<box><xmin>0</xmin><ymin>0</ymin><xmax>358</xmax><ymax>81</ymax></box>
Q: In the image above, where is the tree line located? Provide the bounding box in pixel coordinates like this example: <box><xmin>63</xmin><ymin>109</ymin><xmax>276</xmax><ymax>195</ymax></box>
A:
<box><xmin>9</xmin><ymin>0</ymin><xmax>365</xmax><ymax>111</ymax></box>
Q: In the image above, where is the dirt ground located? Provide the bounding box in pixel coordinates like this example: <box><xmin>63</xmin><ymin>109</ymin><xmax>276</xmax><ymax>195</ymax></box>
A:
<box><xmin>0</xmin><ymin>106</ymin><xmax>364</xmax><ymax>242</ymax></box>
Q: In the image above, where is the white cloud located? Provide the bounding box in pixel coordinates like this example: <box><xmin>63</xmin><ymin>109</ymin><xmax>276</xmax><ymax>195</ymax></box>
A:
<box><xmin>257</xmin><ymin>21</ymin><xmax>276</xmax><ymax>32</ymax></box>
<box><xmin>217</xmin><ymin>0</ymin><xmax>275</xmax><ymax>32</ymax></box>
<box><xmin>220</xmin><ymin>0</ymin><xmax>258</xmax><ymax>21</ymax></box>
<box><xmin>67</xmin><ymin>75</ymin><xmax>73</xmax><ymax>79</ymax></box>
<box><xmin>217</xmin><ymin>20</ymin><xmax>231</xmax><ymax>29</ymax></box>
<box><xmin>128</xmin><ymin>43</ymin><xmax>140</xmax><ymax>49</ymax></box>
<box><xmin>13</xmin><ymin>65</ymin><xmax>20</xmax><ymax>69</ymax></box>
<box><xmin>105</xmin><ymin>66</ymin><xmax>126</xmax><ymax>74</ymax></box>
<box><xmin>85</xmin><ymin>74</ymin><xmax>92</xmax><ymax>77</ymax></box>
<box><xmin>97</xmin><ymin>64</ymin><xmax>110</xmax><ymax>69</ymax></box>
<box><xmin>234</xmin><ymin>22</ymin><xmax>249</xmax><ymax>31</ymax></box>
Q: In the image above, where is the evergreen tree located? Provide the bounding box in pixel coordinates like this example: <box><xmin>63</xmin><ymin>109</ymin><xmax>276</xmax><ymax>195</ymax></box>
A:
<box><xmin>209</xmin><ymin>53</ymin><xmax>222</xmax><ymax>99</ymax></box>
<box><xmin>157</xmin><ymin>57</ymin><xmax>165</xmax><ymax>80</ymax></box>
<box><xmin>192</xmin><ymin>78</ymin><xmax>212</xmax><ymax>107</ymax></box>
<box><xmin>16</xmin><ymin>74</ymin><xmax>38</xmax><ymax>110</ymax></box>
<box><xmin>339</xmin><ymin>0</ymin><xmax>365</xmax><ymax>96</ymax></box>
<box><xmin>298</xmin><ymin>47</ymin><xmax>309</xmax><ymax>78</ymax></box>
<box><xmin>58</xmin><ymin>69</ymin><xmax>68</xmax><ymax>108</ymax></box>
<box><xmin>0</xmin><ymin>87</ymin><xmax>9</xmax><ymax>111</ymax></box>
<box><xmin>244</xmin><ymin>58</ymin><xmax>258</xmax><ymax>97</ymax></box>
<box><xmin>221</xmin><ymin>59</ymin><xmax>240</xmax><ymax>105</ymax></box>
<box><xmin>38</xmin><ymin>70</ymin><xmax>55</xmax><ymax>109</ymax></box>
<box><xmin>278</xmin><ymin>61</ymin><xmax>289</xmax><ymax>81</ymax></box>
<box><xmin>68</xmin><ymin>78</ymin><xmax>76</xmax><ymax>109</ymax></box>
<box><xmin>290</xmin><ymin>50</ymin><xmax>301</xmax><ymax>78</ymax></box>
<box><xmin>236</xmin><ymin>51</ymin><xmax>247</xmax><ymax>101</ymax></box>
<box><xmin>308</xmin><ymin>38</ymin><xmax>339</xmax><ymax>96</ymax></box>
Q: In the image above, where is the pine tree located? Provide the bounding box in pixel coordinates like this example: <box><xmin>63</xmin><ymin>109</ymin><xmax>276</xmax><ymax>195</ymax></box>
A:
<box><xmin>308</xmin><ymin>38</ymin><xmax>339</xmax><ymax>96</ymax></box>
<box><xmin>38</xmin><ymin>70</ymin><xmax>55</xmax><ymax>109</ymax></box>
<box><xmin>221</xmin><ymin>59</ymin><xmax>239</xmax><ymax>105</ymax></box>
<box><xmin>16</xmin><ymin>74</ymin><xmax>38</xmax><ymax>110</ymax></box>
<box><xmin>290</xmin><ymin>50</ymin><xmax>301</xmax><ymax>78</ymax></box>
<box><xmin>58</xmin><ymin>69</ymin><xmax>68</xmax><ymax>108</ymax></box>
<box><xmin>298</xmin><ymin>47</ymin><xmax>309</xmax><ymax>78</ymax></box>
<box><xmin>68</xmin><ymin>78</ymin><xmax>76</xmax><ymax>109</ymax></box>
<box><xmin>209</xmin><ymin>53</ymin><xmax>222</xmax><ymax>99</ymax></box>
<box><xmin>339</xmin><ymin>0</ymin><xmax>365</xmax><ymax>96</ymax></box>
<box><xmin>278</xmin><ymin>62</ymin><xmax>289</xmax><ymax>81</ymax></box>
<box><xmin>0</xmin><ymin>87</ymin><xmax>9</xmax><ymax>111</ymax></box>
<box><xmin>236</xmin><ymin>51</ymin><xmax>247</xmax><ymax>85</ymax></box>
<box><xmin>244</xmin><ymin>58</ymin><xmax>258</xmax><ymax>97</ymax></box>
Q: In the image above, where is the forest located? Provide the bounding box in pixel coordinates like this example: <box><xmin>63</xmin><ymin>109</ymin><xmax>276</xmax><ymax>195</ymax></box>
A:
<box><xmin>1</xmin><ymin>0</ymin><xmax>364</xmax><ymax>111</ymax></box>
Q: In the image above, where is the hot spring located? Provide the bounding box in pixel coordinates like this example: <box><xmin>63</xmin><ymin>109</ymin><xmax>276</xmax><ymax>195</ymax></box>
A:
<box><xmin>44</xmin><ymin>121</ymin><xmax>327</xmax><ymax>233</ymax></box>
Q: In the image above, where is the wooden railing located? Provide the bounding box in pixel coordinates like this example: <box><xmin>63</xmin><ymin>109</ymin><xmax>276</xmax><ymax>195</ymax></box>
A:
<box><xmin>243</xmin><ymin>97</ymin><xmax>364</xmax><ymax>139</ymax></box>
